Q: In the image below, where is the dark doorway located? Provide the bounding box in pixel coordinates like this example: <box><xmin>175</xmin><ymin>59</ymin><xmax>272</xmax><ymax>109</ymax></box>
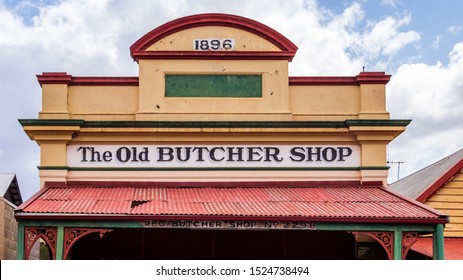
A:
<box><xmin>69</xmin><ymin>229</ymin><xmax>355</xmax><ymax>260</ymax></box>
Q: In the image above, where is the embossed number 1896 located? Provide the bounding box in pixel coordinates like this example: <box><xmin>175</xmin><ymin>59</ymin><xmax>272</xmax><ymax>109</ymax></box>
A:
<box><xmin>193</xmin><ymin>38</ymin><xmax>235</xmax><ymax>51</ymax></box>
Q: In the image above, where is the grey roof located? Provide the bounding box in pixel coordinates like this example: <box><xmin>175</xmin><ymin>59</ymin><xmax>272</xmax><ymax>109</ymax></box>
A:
<box><xmin>389</xmin><ymin>148</ymin><xmax>463</xmax><ymax>200</ymax></box>
<box><xmin>0</xmin><ymin>173</ymin><xmax>23</xmax><ymax>206</ymax></box>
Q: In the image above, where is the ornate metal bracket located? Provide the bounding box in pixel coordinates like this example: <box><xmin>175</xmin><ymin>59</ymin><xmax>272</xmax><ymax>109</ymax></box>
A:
<box><xmin>362</xmin><ymin>231</ymin><xmax>394</xmax><ymax>260</ymax></box>
<box><xmin>63</xmin><ymin>228</ymin><xmax>113</xmax><ymax>260</ymax></box>
<box><xmin>25</xmin><ymin>227</ymin><xmax>57</xmax><ymax>260</ymax></box>
<box><xmin>402</xmin><ymin>232</ymin><xmax>418</xmax><ymax>259</ymax></box>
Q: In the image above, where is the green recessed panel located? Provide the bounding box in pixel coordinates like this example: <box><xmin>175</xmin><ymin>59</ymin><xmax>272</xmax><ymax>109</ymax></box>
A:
<box><xmin>165</xmin><ymin>75</ymin><xmax>262</xmax><ymax>98</ymax></box>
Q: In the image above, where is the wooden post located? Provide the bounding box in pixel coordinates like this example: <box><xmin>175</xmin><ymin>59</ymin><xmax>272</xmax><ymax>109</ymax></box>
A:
<box><xmin>433</xmin><ymin>224</ymin><xmax>445</xmax><ymax>260</ymax></box>
<box><xmin>393</xmin><ymin>230</ymin><xmax>402</xmax><ymax>260</ymax></box>
<box><xmin>56</xmin><ymin>226</ymin><xmax>64</xmax><ymax>260</ymax></box>
<box><xmin>16</xmin><ymin>223</ymin><xmax>25</xmax><ymax>260</ymax></box>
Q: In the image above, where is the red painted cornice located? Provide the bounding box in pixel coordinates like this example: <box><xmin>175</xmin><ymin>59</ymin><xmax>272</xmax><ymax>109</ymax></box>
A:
<box><xmin>36</xmin><ymin>72</ymin><xmax>72</xmax><ymax>86</ymax></box>
<box><xmin>289</xmin><ymin>72</ymin><xmax>391</xmax><ymax>86</ymax></box>
<box><xmin>130</xmin><ymin>13</ymin><xmax>298</xmax><ymax>62</ymax></box>
<box><xmin>417</xmin><ymin>158</ymin><xmax>463</xmax><ymax>203</ymax></box>
<box><xmin>37</xmin><ymin>72</ymin><xmax>139</xmax><ymax>87</ymax></box>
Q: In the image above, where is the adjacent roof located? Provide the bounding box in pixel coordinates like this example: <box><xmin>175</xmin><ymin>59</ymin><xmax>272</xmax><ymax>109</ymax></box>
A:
<box><xmin>0</xmin><ymin>173</ymin><xmax>23</xmax><ymax>206</ymax></box>
<box><xmin>389</xmin><ymin>148</ymin><xmax>463</xmax><ymax>202</ymax></box>
<box><xmin>411</xmin><ymin>237</ymin><xmax>463</xmax><ymax>260</ymax></box>
<box><xmin>16</xmin><ymin>181</ymin><xmax>446</xmax><ymax>224</ymax></box>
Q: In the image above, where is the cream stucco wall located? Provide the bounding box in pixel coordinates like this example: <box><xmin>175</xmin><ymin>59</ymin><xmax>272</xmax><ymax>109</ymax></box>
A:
<box><xmin>26</xmin><ymin>17</ymin><xmax>406</xmax><ymax>189</ymax></box>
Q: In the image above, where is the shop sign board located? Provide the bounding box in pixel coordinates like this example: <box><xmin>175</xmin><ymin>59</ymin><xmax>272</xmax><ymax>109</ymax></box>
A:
<box><xmin>67</xmin><ymin>144</ymin><xmax>360</xmax><ymax>168</ymax></box>
<box><xmin>142</xmin><ymin>220</ymin><xmax>316</xmax><ymax>230</ymax></box>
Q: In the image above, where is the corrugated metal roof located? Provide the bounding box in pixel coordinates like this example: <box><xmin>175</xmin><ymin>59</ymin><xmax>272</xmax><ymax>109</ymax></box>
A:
<box><xmin>17</xmin><ymin>183</ymin><xmax>444</xmax><ymax>221</ymax></box>
<box><xmin>389</xmin><ymin>148</ymin><xmax>463</xmax><ymax>200</ymax></box>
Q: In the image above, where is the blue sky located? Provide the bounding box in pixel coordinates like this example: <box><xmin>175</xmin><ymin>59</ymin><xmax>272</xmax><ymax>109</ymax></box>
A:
<box><xmin>1</xmin><ymin>0</ymin><xmax>462</xmax><ymax>199</ymax></box>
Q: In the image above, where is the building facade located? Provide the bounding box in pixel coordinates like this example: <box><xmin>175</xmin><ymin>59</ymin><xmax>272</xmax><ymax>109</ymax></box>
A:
<box><xmin>16</xmin><ymin>13</ymin><xmax>447</xmax><ymax>260</ymax></box>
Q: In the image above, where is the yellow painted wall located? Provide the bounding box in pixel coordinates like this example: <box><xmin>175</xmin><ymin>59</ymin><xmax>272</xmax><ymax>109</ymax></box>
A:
<box><xmin>426</xmin><ymin>172</ymin><xmax>463</xmax><ymax>237</ymax></box>
<box><xmin>289</xmin><ymin>86</ymin><xmax>360</xmax><ymax>121</ymax></box>
<box><xmin>137</xmin><ymin>59</ymin><xmax>291</xmax><ymax>121</ymax></box>
<box><xmin>68</xmin><ymin>86</ymin><xmax>138</xmax><ymax>120</ymax></box>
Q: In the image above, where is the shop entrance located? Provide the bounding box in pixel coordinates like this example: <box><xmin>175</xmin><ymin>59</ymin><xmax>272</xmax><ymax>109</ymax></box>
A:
<box><xmin>68</xmin><ymin>228</ymin><xmax>356</xmax><ymax>260</ymax></box>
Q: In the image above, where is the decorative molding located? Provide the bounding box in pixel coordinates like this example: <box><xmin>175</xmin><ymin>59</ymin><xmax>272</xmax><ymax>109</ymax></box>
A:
<box><xmin>402</xmin><ymin>232</ymin><xmax>419</xmax><ymax>259</ymax></box>
<box><xmin>25</xmin><ymin>227</ymin><xmax>57</xmax><ymax>260</ymax></box>
<box><xmin>63</xmin><ymin>228</ymin><xmax>112</xmax><ymax>260</ymax></box>
<box><xmin>19</xmin><ymin>119</ymin><xmax>412</xmax><ymax>128</ymax></box>
<box><xmin>130</xmin><ymin>13</ymin><xmax>297</xmax><ymax>62</ymax></box>
<box><xmin>363</xmin><ymin>231</ymin><xmax>394</xmax><ymax>260</ymax></box>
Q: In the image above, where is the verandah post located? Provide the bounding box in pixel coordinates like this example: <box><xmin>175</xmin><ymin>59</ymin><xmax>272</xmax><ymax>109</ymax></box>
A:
<box><xmin>393</xmin><ymin>230</ymin><xmax>402</xmax><ymax>260</ymax></box>
<box><xmin>433</xmin><ymin>224</ymin><xmax>445</xmax><ymax>260</ymax></box>
<box><xmin>16</xmin><ymin>223</ymin><xmax>25</xmax><ymax>260</ymax></box>
<box><xmin>56</xmin><ymin>226</ymin><xmax>64</xmax><ymax>260</ymax></box>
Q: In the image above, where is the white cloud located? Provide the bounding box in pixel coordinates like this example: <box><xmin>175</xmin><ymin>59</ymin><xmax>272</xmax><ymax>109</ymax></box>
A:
<box><xmin>448</xmin><ymin>25</ymin><xmax>463</xmax><ymax>34</ymax></box>
<box><xmin>431</xmin><ymin>35</ymin><xmax>441</xmax><ymax>49</ymax></box>
<box><xmin>358</xmin><ymin>15</ymin><xmax>420</xmax><ymax>58</ymax></box>
<box><xmin>380</xmin><ymin>0</ymin><xmax>402</xmax><ymax>7</ymax></box>
<box><xmin>387</xmin><ymin>41</ymin><xmax>463</xmax><ymax>182</ymax></box>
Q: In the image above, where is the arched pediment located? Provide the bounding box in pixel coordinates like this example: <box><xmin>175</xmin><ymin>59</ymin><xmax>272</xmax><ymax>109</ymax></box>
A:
<box><xmin>130</xmin><ymin>13</ymin><xmax>298</xmax><ymax>61</ymax></box>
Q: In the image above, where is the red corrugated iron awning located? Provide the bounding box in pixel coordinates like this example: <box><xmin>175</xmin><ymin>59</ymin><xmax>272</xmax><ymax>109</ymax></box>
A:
<box><xmin>16</xmin><ymin>181</ymin><xmax>447</xmax><ymax>223</ymax></box>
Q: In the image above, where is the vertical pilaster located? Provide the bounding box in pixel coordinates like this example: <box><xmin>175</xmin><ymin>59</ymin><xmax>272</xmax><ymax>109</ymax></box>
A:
<box><xmin>433</xmin><ymin>224</ymin><xmax>445</xmax><ymax>260</ymax></box>
<box><xmin>393</xmin><ymin>230</ymin><xmax>402</xmax><ymax>260</ymax></box>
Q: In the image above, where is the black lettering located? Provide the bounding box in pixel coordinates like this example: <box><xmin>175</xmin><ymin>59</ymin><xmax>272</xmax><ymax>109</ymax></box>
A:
<box><xmin>192</xmin><ymin>147</ymin><xmax>208</xmax><ymax>162</ymax></box>
<box><xmin>247</xmin><ymin>147</ymin><xmax>263</xmax><ymax>162</ymax></box>
<box><xmin>264</xmin><ymin>147</ymin><xmax>283</xmax><ymax>162</ymax></box>
<box><xmin>102</xmin><ymin>151</ymin><xmax>112</xmax><ymax>162</ymax></box>
<box><xmin>158</xmin><ymin>147</ymin><xmax>174</xmax><ymax>162</ymax></box>
<box><xmin>338</xmin><ymin>147</ymin><xmax>352</xmax><ymax>161</ymax></box>
<box><xmin>209</xmin><ymin>147</ymin><xmax>225</xmax><ymax>162</ymax></box>
<box><xmin>322</xmin><ymin>147</ymin><xmax>337</xmax><ymax>162</ymax></box>
<box><xmin>307</xmin><ymin>147</ymin><xmax>322</xmax><ymax>161</ymax></box>
<box><xmin>116</xmin><ymin>147</ymin><xmax>131</xmax><ymax>163</ymax></box>
<box><xmin>131</xmin><ymin>147</ymin><xmax>138</xmax><ymax>162</ymax></box>
<box><xmin>77</xmin><ymin>146</ymin><xmax>90</xmax><ymax>162</ymax></box>
<box><xmin>290</xmin><ymin>147</ymin><xmax>305</xmax><ymax>162</ymax></box>
<box><xmin>227</xmin><ymin>147</ymin><xmax>244</xmax><ymax>162</ymax></box>
<box><xmin>176</xmin><ymin>147</ymin><xmax>191</xmax><ymax>162</ymax></box>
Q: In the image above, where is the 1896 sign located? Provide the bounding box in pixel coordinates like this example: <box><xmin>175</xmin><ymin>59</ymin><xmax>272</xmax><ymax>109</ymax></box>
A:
<box><xmin>193</xmin><ymin>38</ymin><xmax>235</xmax><ymax>51</ymax></box>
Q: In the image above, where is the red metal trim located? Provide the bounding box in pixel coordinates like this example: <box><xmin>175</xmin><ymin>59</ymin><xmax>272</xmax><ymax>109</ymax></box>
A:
<box><xmin>130</xmin><ymin>13</ymin><xmax>298</xmax><ymax>61</ymax></box>
<box><xmin>37</xmin><ymin>72</ymin><xmax>72</xmax><ymax>87</ymax></box>
<box><xmin>37</xmin><ymin>73</ymin><xmax>139</xmax><ymax>87</ymax></box>
<box><xmin>355</xmin><ymin>72</ymin><xmax>391</xmax><ymax>84</ymax></box>
<box><xmin>289</xmin><ymin>72</ymin><xmax>390</xmax><ymax>86</ymax></box>
<box><xmin>402</xmin><ymin>232</ymin><xmax>418</xmax><ymax>259</ymax></box>
<box><xmin>131</xmin><ymin>50</ymin><xmax>296</xmax><ymax>61</ymax></box>
<box><xmin>289</xmin><ymin>76</ymin><xmax>357</xmax><ymax>86</ymax></box>
<box><xmin>14</xmin><ymin>213</ymin><xmax>448</xmax><ymax>225</ymax></box>
<box><xmin>25</xmin><ymin>227</ymin><xmax>57</xmax><ymax>260</ymax></box>
<box><xmin>417</xmin><ymin>158</ymin><xmax>463</xmax><ymax>203</ymax></box>
<box><xmin>63</xmin><ymin>228</ymin><xmax>112</xmax><ymax>260</ymax></box>
<box><xmin>64</xmin><ymin>180</ymin><xmax>370</xmax><ymax>188</ymax></box>
<box><xmin>363</xmin><ymin>232</ymin><xmax>394</xmax><ymax>260</ymax></box>
<box><xmin>70</xmin><ymin>77</ymin><xmax>139</xmax><ymax>86</ymax></box>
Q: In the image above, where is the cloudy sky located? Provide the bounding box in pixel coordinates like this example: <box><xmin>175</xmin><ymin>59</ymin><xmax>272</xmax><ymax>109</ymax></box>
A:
<box><xmin>0</xmin><ymin>0</ymin><xmax>462</xmax><ymax>200</ymax></box>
